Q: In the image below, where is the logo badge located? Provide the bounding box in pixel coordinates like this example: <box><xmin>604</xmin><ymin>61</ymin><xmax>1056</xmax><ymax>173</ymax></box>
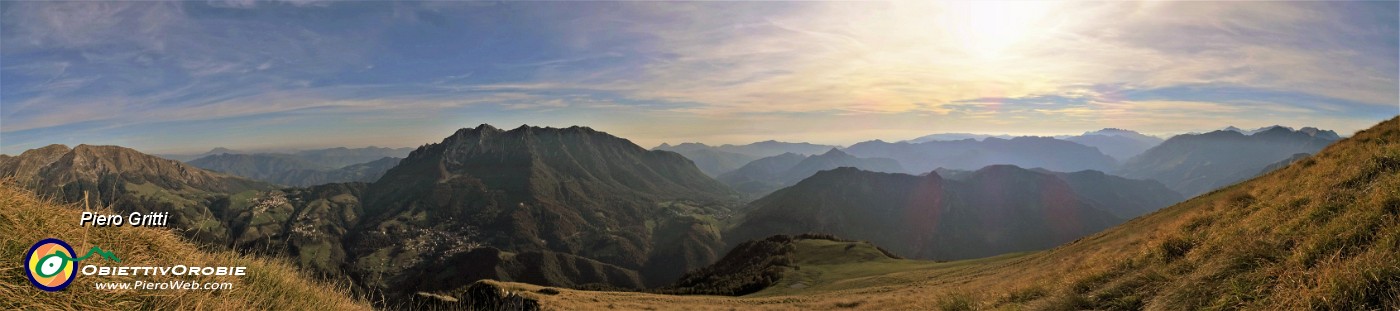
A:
<box><xmin>25</xmin><ymin>238</ymin><xmax>78</xmax><ymax>292</ymax></box>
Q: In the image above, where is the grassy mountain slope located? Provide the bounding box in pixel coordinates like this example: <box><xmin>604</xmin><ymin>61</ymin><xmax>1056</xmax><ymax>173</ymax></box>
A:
<box><xmin>0</xmin><ymin>180</ymin><xmax>368</xmax><ymax>310</ymax></box>
<box><xmin>659</xmin><ymin>234</ymin><xmax>920</xmax><ymax>297</ymax></box>
<box><xmin>488</xmin><ymin>116</ymin><xmax>1399</xmax><ymax>310</ymax></box>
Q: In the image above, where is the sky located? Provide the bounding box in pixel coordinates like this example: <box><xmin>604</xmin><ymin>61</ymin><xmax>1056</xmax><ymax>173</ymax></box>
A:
<box><xmin>2</xmin><ymin>1</ymin><xmax>1397</xmax><ymax>154</ymax></box>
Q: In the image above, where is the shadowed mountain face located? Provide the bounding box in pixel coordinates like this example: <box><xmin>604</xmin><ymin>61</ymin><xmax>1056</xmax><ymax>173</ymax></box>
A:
<box><xmin>941</xmin><ymin>167</ymin><xmax>1184</xmax><ymax>219</ymax></box>
<box><xmin>1118</xmin><ymin>126</ymin><xmax>1338</xmax><ymax>196</ymax></box>
<box><xmin>649</xmin><ymin>146</ymin><xmax>758</xmax><ymax>177</ymax></box>
<box><xmin>190</xmin><ymin>154</ymin><xmax>400</xmax><ymax>187</ymax></box>
<box><xmin>845</xmin><ymin>136</ymin><xmax>1117</xmax><ymax>174</ymax></box>
<box><xmin>348</xmin><ymin>124</ymin><xmax>738</xmax><ymax>295</ymax></box>
<box><xmin>1042</xmin><ymin>169</ymin><xmax>1184</xmax><ymax>219</ymax></box>
<box><xmin>717</xmin><ymin>149</ymin><xmax>905</xmax><ymax>198</ymax></box>
<box><xmin>782</xmin><ymin>149</ymin><xmax>905</xmax><ymax>180</ymax></box>
<box><xmin>725</xmin><ymin>165</ymin><xmax>1128</xmax><ymax>261</ymax></box>
<box><xmin>715</xmin><ymin>153</ymin><xmax>805</xmax><ymax>197</ymax></box>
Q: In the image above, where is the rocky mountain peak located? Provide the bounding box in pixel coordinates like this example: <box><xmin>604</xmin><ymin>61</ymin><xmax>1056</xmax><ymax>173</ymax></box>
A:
<box><xmin>1298</xmin><ymin>127</ymin><xmax>1341</xmax><ymax>140</ymax></box>
<box><xmin>1087</xmin><ymin>128</ymin><xmax>1137</xmax><ymax>135</ymax></box>
<box><xmin>0</xmin><ymin>144</ymin><xmax>72</xmax><ymax>183</ymax></box>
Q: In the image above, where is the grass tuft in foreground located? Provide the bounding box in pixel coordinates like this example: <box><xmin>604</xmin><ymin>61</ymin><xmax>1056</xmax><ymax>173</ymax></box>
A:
<box><xmin>0</xmin><ymin>180</ymin><xmax>370</xmax><ymax>310</ymax></box>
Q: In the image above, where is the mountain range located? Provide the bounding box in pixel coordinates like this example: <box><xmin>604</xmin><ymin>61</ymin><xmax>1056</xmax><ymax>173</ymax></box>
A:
<box><xmin>156</xmin><ymin>147</ymin><xmax>245</xmax><ymax>162</ymax></box>
<box><xmin>161</xmin><ymin>146</ymin><xmax>413</xmax><ymax>167</ymax></box>
<box><xmin>188</xmin><ymin>153</ymin><xmax>332</xmax><ymax>180</ymax></box>
<box><xmin>902</xmin><ymin>133</ymin><xmax>1015</xmax><ymax>143</ymax></box>
<box><xmin>844</xmin><ymin>136</ymin><xmax>1119</xmax><ymax>173</ymax></box>
<box><xmin>898</xmin><ymin>128</ymin><xmax>1163</xmax><ymax>163</ymax></box>
<box><xmin>188</xmin><ymin>153</ymin><xmax>400</xmax><ymax>186</ymax></box>
<box><xmin>1118</xmin><ymin>126</ymin><xmax>1339</xmax><ymax>196</ymax></box>
<box><xmin>1</xmin><ymin>125</ymin><xmax>740</xmax><ymax>303</ymax></box>
<box><xmin>652</xmin><ymin>140</ymin><xmax>843</xmax><ymax>177</ymax></box>
<box><xmin>0</xmin><ymin>144</ymin><xmax>273</xmax><ymax>242</ymax></box>
<box><xmin>715</xmin><ymin>149</ymin><xmax>904</xmax><ymax>198</ymax></box>
<box><xmin>1221</xmin><ymin>125</ymin><xmax>1342</xmax><ymax>139</ymax></box>
<box><xmin>656</xmin><ymin>140</ymin><xmax>839</xmax><ymax>158</ymax></box>
<box><xmin>1060</xmin><ymin>128</ymin><xmax>1165</xmax><ymax>162</ymax></box>
<box><xmin>479</xmin><ymin>118</ymin><xmax>1398</xmax><ymax>310</ymax></box>
<box><xmin>1</xmin><ymin>121</ymin><xmax>1377</xmax><ymax>309</ymax></box>
<box><xmin>646</xmin><ymin>146</ymin><xmax>757</xmax><ymax>177</ymax></box>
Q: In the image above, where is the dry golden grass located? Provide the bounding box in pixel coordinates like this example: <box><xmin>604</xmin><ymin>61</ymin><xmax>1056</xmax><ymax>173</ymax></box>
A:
<box><xmin>0</xmin><ymin>180</ymin><xmax>371</xmax><ymax>310</ymax></box>
<box><xmin>488</xmin><ymin>117</ymin><xmax>1400</xmax><ymax>310</ymax></box>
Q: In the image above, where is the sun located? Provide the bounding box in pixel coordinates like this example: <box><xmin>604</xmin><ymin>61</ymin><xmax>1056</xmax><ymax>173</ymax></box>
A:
<box><xmin>941</xmin><ymin>1</ymin><xmax>1059</xmax><ymax>59</ymax></box>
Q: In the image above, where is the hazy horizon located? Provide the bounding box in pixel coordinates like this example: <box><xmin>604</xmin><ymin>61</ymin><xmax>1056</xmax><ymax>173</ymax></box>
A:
<box><xmin>0</xmin><ymin>121</ymin><xmax>1359</xmax><ymax>156</ymax></box>
<box><xmin>3</xmin><ymin>1</ymin><xmax>1397</xmax><ymax>155</ymax></box>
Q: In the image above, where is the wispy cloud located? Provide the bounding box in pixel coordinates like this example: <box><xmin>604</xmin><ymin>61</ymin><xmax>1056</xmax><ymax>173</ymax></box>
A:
<box><xmin>555</xmin><ymin>2</ymin><xmax>1397</xmax><ymax>116</ymax></box>
<box><xmin>1</xmin><ymin>1</ymin><xmax>1395</xmax><ymax>153</ymax></box>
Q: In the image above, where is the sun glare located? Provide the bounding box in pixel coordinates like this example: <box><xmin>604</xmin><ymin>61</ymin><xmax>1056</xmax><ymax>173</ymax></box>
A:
<box><xmin>941</xmin><ymin>1</ymin><xmax>1059</xmax><ymax>59</ymax></box>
